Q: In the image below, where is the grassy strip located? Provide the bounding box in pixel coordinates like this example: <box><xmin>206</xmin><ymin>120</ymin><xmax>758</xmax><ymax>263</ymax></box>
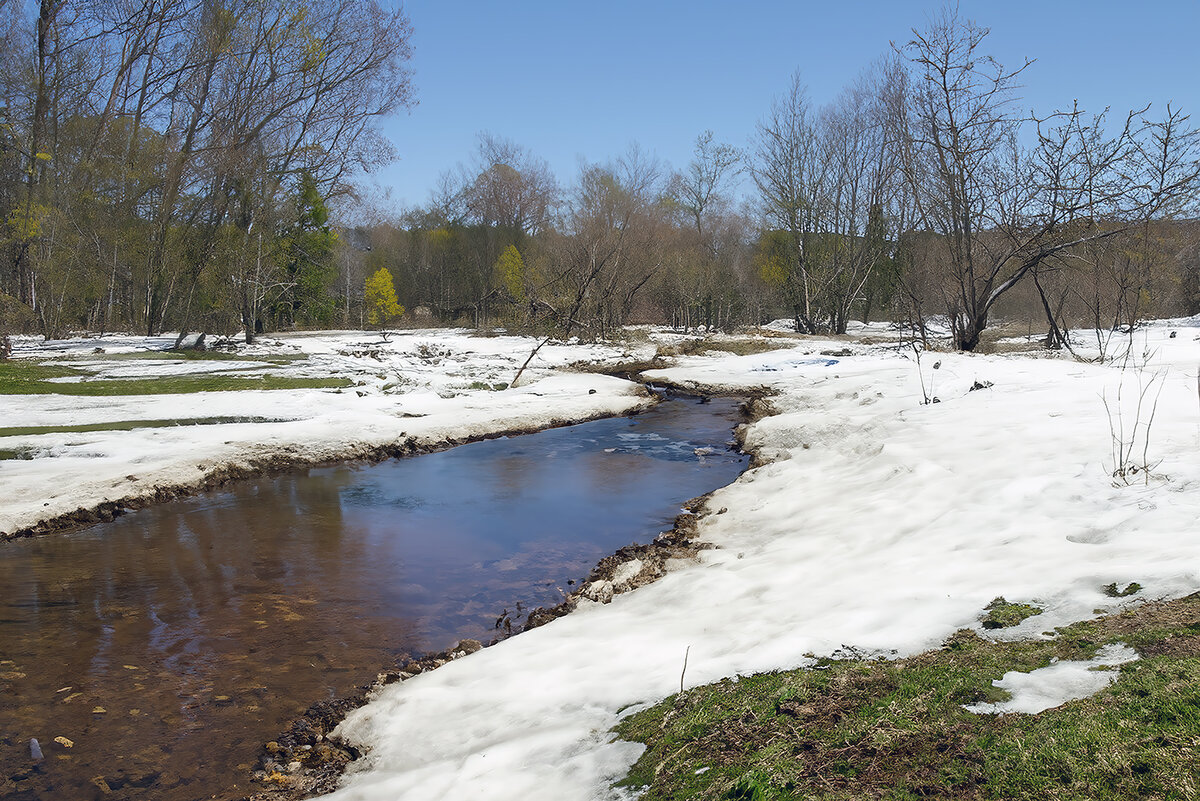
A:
<box><xmin>614</xmin><ymin>595</ymin><xmax>1200</xmax><ymax>800</ymax></box>
<box><xmin>0</xmin><ymin>361</ymin><xmax>82</xmax><ymax>388</ymax></box>
<box><xmin>0</xmin><ymin>416</ymin><xmax>290</xmax><ymax>438</ymax></box>
<box><xmin>0</xmin><ymin>362</ymin><xmax>350</xmax><ymax>395</ymax></box>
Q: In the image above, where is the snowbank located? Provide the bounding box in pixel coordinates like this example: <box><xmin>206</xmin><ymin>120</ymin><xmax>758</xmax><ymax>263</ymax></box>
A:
<box><xmin>0</xmin><ymin>330</ymin><xmax>654</xmax><ymax>536</ymax></box>
<box><xmin>324</xmin><ymin>324</ymin><xmax>1200</xmax><ymax>801</ymax></box>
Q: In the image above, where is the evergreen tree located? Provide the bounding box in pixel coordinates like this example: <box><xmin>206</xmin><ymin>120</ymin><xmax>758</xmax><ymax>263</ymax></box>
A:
<box><xmin>273</xmin><ymin>172</ymin><xmax>339</xmax><ymax>328</ymax></box>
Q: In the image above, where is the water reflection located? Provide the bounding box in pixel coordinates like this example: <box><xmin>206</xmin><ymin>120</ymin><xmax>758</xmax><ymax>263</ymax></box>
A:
<box><xmin>0</xmin><ymin>397</ymin><xmax>745</xmax><ymax>800</ymax></box>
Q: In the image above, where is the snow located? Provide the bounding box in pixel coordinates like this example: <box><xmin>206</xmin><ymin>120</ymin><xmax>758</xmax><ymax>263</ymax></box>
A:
<box><xmin>320</xmin><ymin>323</ymin><xmax>1200</xmax><ymax>801</ymax></box>
<box><xmin>6</xmin><ymin>323</ymin><xmax>1200</xmax><ymax>800</ymax></box>
<box><xmin>964</xmin><ymin>643</ymin><xmax>1140</xmax><ymax>715</ymax></box>
<box><xmin>0</xmin><ymin>329</ymin><xmax>654</xmax><ymax>536</ymax></box>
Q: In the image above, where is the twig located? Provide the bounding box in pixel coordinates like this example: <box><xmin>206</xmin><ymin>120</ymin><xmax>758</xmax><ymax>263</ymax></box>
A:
<box><xmin>510</xmin><ymin>334</ymin><xmax>553</xmax><ymax>388</ymax></box>
<box><xmin>680</xmin><ymin>645</ymin><xmax>691</xmax><ymax>695</ymax></box>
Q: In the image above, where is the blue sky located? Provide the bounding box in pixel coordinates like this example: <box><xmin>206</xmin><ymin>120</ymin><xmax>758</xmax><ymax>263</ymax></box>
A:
<box><xmin>368</xmin><ymin>0</ymin><xmax>1200</xmax><ymax>212</ymax></box>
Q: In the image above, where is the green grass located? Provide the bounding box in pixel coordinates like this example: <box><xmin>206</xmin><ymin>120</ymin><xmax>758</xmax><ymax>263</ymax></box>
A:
<box><xmin>0</xmin><ymin>361</ymin><xmax>81</xmax><ymax>388</ymax></box>
<box><xmin>982</xmin><ymin>597</ymin><xmax>1044</xmax><ymax>629</ymax></box>
<box><xmin>0</xmin><ymin>360</ymin><xmax>350</xmax><ymax>395</ymax></box>
<box><xmin>614</xmin><ymin>595</ymin><xmax>1200</xmax><ymax>800</ymax></box>
<box><xmin>0</xmin><ymin>416</ymin><xmax>289</xmax><ymax>438</ymax></box>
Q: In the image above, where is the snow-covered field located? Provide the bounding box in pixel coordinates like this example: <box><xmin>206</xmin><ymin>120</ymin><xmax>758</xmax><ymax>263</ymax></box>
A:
<box><xmin>0</xmin><ymin>329</ymin><xmax>654</xmax><ymax>536</ymax></box>
<box><xmin>4</xmin><ymin>320</ymin><xmax>1200</xmax><ymax>800</ymax></box>
<box><xmin>317</xmin><ymin>320</ymin><xmax>1200</xmax><ymax>801</ymax></box>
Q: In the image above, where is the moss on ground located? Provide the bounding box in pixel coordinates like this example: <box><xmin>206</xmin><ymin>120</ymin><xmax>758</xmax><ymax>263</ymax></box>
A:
<box><xmin>79</xmin><ymin>349</ymin><xmax>307</xmax><ymax>364</ymax></box>
<box><xmin>982</xmin><ymin>597</ymin><xmax>1044</xmax><ymax>629</ymax></box>
<box><xmin>615</xmin><ymin>594</ymin><xmax>1200</xmax><ymax>800</ymax></box>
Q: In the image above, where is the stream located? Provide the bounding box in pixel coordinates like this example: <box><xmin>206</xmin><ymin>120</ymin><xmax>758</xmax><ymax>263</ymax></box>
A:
<box><xmin>0</xmin><ymin>395</ymin><xmax>746</xmax><ymax>800</ymax></box>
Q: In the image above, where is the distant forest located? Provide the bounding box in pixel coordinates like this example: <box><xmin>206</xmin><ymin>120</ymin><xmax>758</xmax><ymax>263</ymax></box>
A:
<box><xmin>0</xmin><ymin>3</ymin><xmax>1197</xmax><ymax>355</ymax></box>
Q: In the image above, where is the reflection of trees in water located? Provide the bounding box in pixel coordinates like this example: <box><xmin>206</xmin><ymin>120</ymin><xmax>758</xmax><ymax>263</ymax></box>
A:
<box><xmin>0</xmin><ymin>480</ymin><xmax>413</xmax><ymax>801</ymax></box>
<box><xmin>0</xmin><ymin>399</ymin><xmax>746</xmax><ymax>800</ymax></box>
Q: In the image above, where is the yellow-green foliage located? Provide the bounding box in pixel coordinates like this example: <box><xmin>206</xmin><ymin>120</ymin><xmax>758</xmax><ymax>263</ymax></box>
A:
<box><xmin>7</xmin><ymin>201</ymin><xmax>50</xmax><ymax>241</ymax></box>
<box><xmin>365</xmin><ymin>267</ymin><xmax>404</xmax><ymax>327</ymax></box>
<box><xmin>757</xmin><ymin>252</ymin><xmax>788</xmax><ymax>287</ymax></box>
<box><xmin>495</xmin><ymin>244</ymin><xmax>527</xmax><ymax>301</ymax></box>
<box><xmin>754</xmin><ymin>230</ymin><xmax>793</xmax><ymax>287</ymax></box>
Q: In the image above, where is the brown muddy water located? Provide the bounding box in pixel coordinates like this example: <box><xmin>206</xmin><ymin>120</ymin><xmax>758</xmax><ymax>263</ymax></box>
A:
<box><xmin>0</xmin><ymin>396</ymin><xmax>746</xmax><ymax>801</ymax></box>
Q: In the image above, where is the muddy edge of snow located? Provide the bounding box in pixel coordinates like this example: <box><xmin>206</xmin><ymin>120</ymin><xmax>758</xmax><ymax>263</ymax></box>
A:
<box><xmin>243</xmin><ymin>381</ymin><xmax>776</xmax><ymax>801</ymax></box>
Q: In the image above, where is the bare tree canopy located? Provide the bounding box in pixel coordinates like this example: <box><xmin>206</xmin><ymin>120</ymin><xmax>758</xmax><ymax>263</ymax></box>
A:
<box><xmin>894</xmin><ymin>5</ymin><xmax>1200</xmax><ymax>350</ymax></box>
<box><xmin>1</xmin><ymin>3</ymin><xmax>1197</xmax><ymax>352</ymax></box>
<box><xmin>0</xmin><ymin>0</ymin><xmax>414</xmax><ymax>342</ymax></box>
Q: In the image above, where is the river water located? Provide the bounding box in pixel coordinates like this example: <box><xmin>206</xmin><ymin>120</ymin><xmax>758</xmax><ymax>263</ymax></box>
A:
<box><xmin>0</xmin><ymin>396</ymin><xmax>745</xmax><ymax>800</ymax></box>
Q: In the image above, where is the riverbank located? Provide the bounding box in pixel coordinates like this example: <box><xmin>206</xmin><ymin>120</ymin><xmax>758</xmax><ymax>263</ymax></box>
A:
<box><xmin>314</xmin><ymin>319</ymin><xmax>1200</xmax><ymax>801</ymax></box>
<box><xmin>0</xmin><ymin>329</ymin><xmax>658</xmax><ymax>539</ymax></box>
<box><xmin>0</xmin><ymin>342</ymin><xmax>750</xmax><ymax>801</ymax></box>
<box><xmin>5</xmin><ymin>320</ymin><xmax>1200</xmax><ymax>800</ymax></box>
<box><xmin>244</xmin><ymin>387</ymin><xmax>764</xmax><ymax>800</ymax></box>
<box><xmin>246</xmin><ymin>484</ymin><xmax>740</xmax><ymax>801</ymax></box>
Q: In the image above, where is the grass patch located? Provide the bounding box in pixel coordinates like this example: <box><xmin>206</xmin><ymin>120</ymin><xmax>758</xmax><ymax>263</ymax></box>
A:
<box><xmin>0</xmin><ymin>416</ymin><xmax>289</xmax><ymax>438</ymax></box>
<box><xmin>0</xmin><ymin>361</ymin><xmax>83</xmax><ymax>390</ymax></box>
<box><xmin>0</xmin><ymin>361</ymin><xmax>350</xmax><ymax>396</ymax></box>
<box><xmin>982</xmin><ymin>597</ymin><xmax>1044</xmax><ymax>629</ymax></box>
<box><xmin>614</xmin><ymin>595</ymin><xmax>1200</xmax><ymax>800</ymax></box>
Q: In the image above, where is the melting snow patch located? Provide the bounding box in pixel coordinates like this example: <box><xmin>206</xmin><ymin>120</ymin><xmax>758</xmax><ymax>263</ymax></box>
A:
<box><xmin>610</xmin><ymin>559</ymin><xmax>644</xmax><ymax>588</ymax></box>
<box><xmin>964</xmin><ymin>643</ymin><xmax>1139</xmax><ymax>715</ymax></box>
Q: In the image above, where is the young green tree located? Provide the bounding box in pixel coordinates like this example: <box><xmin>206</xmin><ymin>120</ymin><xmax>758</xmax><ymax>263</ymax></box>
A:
<box><xmin>495</xmin><ymin>244</ymin><xmax>527</xmax><ymax>302</ymax></box>
<box><xmin>365</xmin><ymin>267</ymin><xmax>404</xmax><ymax>338</ymax></box>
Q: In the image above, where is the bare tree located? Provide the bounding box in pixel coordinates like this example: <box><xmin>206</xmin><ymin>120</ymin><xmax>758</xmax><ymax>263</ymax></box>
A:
<box><xmin>671</xmin><ymin>130</ymin><xmax>741</xmax><ymax>240</ymax></box>
<box><xmin>547</xmin><ymin>145</ymin><xmax>668</xmax><ymax>338</ymax></box>
<box><xmin>659</xmin><ymin>131</ymin><xmax>750</xmax><ymax>331</ymax></box>
<box><xmin>753</xmin><ymin>63</ymin><xmax>906</xmax><ymax>334</ymax></box>
<box><xmin>461</xmin><ymin>133</ymin><xmax>558</xmax><ymax>238</ymax></box>
<box><xmin>752</xmin><ymin>72</ymin><xmax>826</xmax><ymax>332</ymax></box>
<box><xmin>896</xmin><ymin>6</ymin><xmax>1200</xmax><ymax>351</ymax></box>
<box><xmin>813</xmin><ymin>60</ymin><xmax>905</xmax><ymax>333</ymax></box>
